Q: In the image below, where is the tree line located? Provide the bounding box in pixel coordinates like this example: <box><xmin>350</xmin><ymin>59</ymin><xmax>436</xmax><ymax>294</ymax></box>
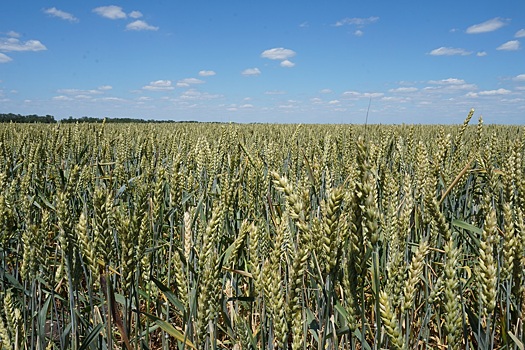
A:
<box><xmin>0</xmin><ymin>113</ymin><xmax>200</xmax><ymax>124</ymax></box>
<box><xmin>0</xmin><ymin>113</ymin><xmax>57</xmax><ymax>123</ymax></box>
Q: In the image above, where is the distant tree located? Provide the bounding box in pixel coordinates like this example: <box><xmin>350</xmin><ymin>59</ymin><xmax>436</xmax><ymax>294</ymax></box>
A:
<box><xmin>0</xmin><ymin>113</ymin><xmax>203</xmax><ymax>124</ymax></box>
<box><xmin>0</xmin><ymin>113</ymin><xmax>56</xmax><ymax>123</ymax></box>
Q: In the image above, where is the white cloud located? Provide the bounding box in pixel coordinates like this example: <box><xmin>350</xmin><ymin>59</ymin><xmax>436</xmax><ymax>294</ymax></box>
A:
<box><xmin>98</xmin><ymin>85</ymin><xmax>112</xmax><ymax>91</ymax></box>
<box><xmin>280</xmin><ymin>60</ymin><xmax>295</xmax><ymax>68</ymax></box>
<box><xmin>242</xmin><ymin>68</ymin><xmax>261</xmax><ymax>76</ymax></box>
<box><xmin>501</xmin><ymin>98</ymin><xmax>524</xmax><ymax>103</ymax></box>
<box><xmin>354</xmin><ymin>30</ymin><xmax>364</xmax><ymax>36</ymax></box>
<box><xmin>53</xmin><ymin>95</ymin><xmax>72</xmax><ymax>101</ymax></box>
<box><xmin>180</xmin><ymin>78</ymin><xmax>204</xmax><ymax>84</ymax></box>
<box><xmin>7</xmin><ymin>31</ymin><xmax>20</xmax><ymax>38</ymax></box>
<box><xmin>328</xmin><ymin>100</ymin><xmax>340</xmax><ymax>104</ymax></box>
<box><xmin>497</xmin><ymin>40</ymin><xmax>520</xmax><ymax>51</ymax></box>
<box><xmin>129</xmin><ymin>11</ymin><xmax>143</xmax><ymax>19</ymax></box>
<box><xmin>199</xmin><ymin>70</ymin><xmax>216</xmax><ymax>77</ymax></box>
<box><xmin>265</xmin><ymin>90</ymin><xmax>286</xmax><ymax>95</ymax></box>
<box><xmin>126</xmin><ymin>20</ymin><xmax>159</xmax><ymax>31</ymax></box>
<box><xmin>261</xmin><ymin>48</ymin><xmax>296</xmax><ymax>60</ymax></box>
<box><xmin>320</xmin><ymin>89</ymin><xmax>332</xmax><ymax>94</ymax></box>
<box><xmin>240</xmin><ymin>104</ymin><xmax>253</xmax><ymax>108</ymax></box>
<box><xmin>466</xmin><ymin>17</ymin><xmax>508</xmax><ymax>34</ymax></box>
<box><xmin>478</xmin><ymin>88</ymin><xmax>511</xmax><ymax>95</ymax></box>
<box><xmin>334</xmin><ymin>16</ymin><xmax>379</xmax><ymax>27</ymax></box>
<box><xmin>299</xmin><ymin>22</ymin><xmax>309</xmax><ymax>28</ymax></box>
<box><xmin>389</xmin><ymin>87</ymin><xmax>418</xmax><ymax>93</ymax></box>
<box><xmin>99</xmin><ymin>97</ymin><xmax>125</xmax><ymax>102</ymax></box>
<box><xmin>0</xmin><ymin>38</ymin><xmax>47</xmax><ymax>52</ymax></box>
<box><xmin>467</xmin><ymin>88</ymin><xmax>512</xmax><ymax>98</ymax></box>
<box><xmin>424</xmin><ymin>81</ymin><xmax>476</xmax><ymax>91</ymax></box>
<box><xmin>342</xmin><ymin>91</ymin><xmax>383</xmax><ymax>98</ymax></box>
<box><xmin>513</xmin><ymin>74</ymin><xmax>525</xmax><ymax>81</ymax></box>
<box><xmin>57</xmin><ymin>88</ymin><xmax>103</xmax><ymax>95</ymax></box>
<box><xmin>0</xmin><ymin>53</ymin><xmax>12</xmax><ymax>63</ymax></box>
<box><xmin>362</xmin><ymin>92</ymin><xmax>384</xmax><ymax>98</ymax></box>
<box><xmin>516</xmin><ymin>29</ymin><xmax>525</xmax><ymax>38</ymax></box>
<box><xmin>44</xmin><ymin>7</ymin><xmax>79</xmax><ymax>22</ymax></box>
<box><xmin>423</xmin><ymin>84</ymin><xmax>477</xmax><ymax>93</ymax></box>
<box><xmin>176</xmin><ymin>78</ymin><xmax>204</xmax><ymax>87</ymax></box>
<box><xmin>142</xmin><ymin>80</ymin><xmax>174</xmax><ymax>91</ymax></box>
<box><xmin>428</xmin><ymin>78</ymin><xmax>466</xmax><ymax>85</ymax></box>
<box><xmin>93</xmin><ymin>6</ymin><xmax>127</xmax><ymax>19</ymax></box>
<box><xmin>382</xmin><ymin>96</ymin><xmax>410</xmax><ymax>102</ymax></box>
<box><xmin>477</xmin><ymin>51</ymin><xmax>487</xmax><ymax>57</ymax></box>
<box><xmin>179</xmin><ymin>88</ymin><xmax>221</xmax><ymax>100</ymax></box>
<box><xmin>429</xmin><ymin>47</ymin><xmax>471</xmax><ymax>56</ymax></box>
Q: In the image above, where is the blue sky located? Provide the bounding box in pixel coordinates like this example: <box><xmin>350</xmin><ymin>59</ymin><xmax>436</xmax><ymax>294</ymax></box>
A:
<box><xmin>1</xmin><ymin>1</ymin><xmax>524</xmax><ymax>124</ymax></box>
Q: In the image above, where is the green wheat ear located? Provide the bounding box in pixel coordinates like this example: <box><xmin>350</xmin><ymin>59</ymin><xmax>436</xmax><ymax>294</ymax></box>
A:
<box><xmin>379</xmin><ymin>291</ymin><xmax>406</xmax><ymax>350</ymax></box>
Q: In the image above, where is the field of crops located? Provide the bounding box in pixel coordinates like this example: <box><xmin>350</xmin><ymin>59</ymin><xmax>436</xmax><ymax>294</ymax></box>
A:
<box><xmin>1</xmin><ymin>111</ymin><xmax>524</xmax><ymax>349</ymax></box>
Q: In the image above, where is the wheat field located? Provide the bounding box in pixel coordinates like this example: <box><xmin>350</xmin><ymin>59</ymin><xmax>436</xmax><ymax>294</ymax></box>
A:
<box><xmin>1</xmin><ymin>111</ymin><xmax>524</xmax><ymax>349</ymax></box>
